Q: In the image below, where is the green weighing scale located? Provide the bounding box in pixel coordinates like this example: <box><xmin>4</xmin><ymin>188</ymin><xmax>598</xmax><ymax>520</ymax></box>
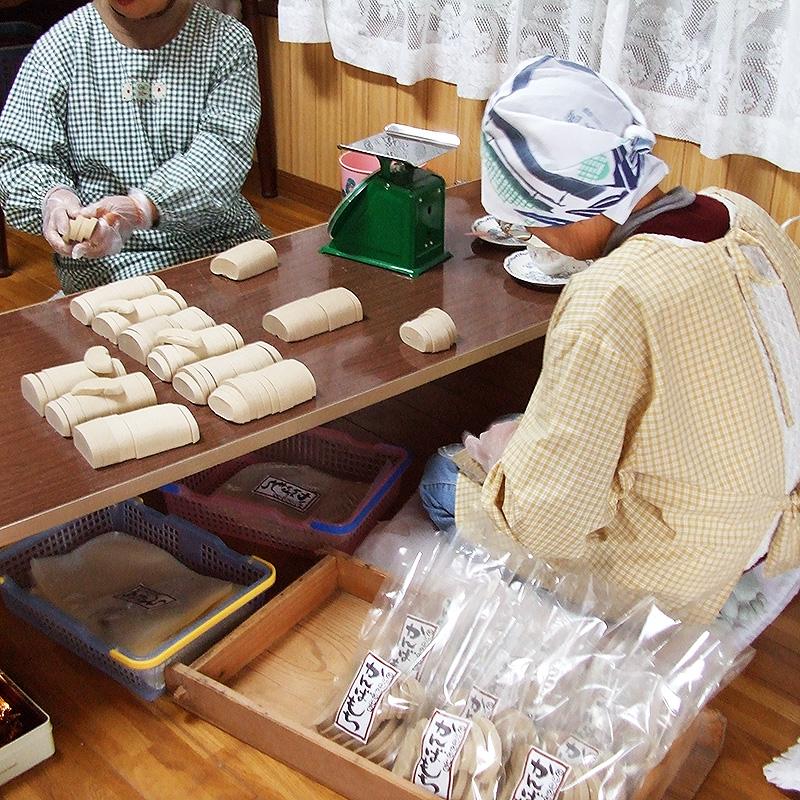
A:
<box><xmin>320</xmin><ymin>124</ymin><xmax>460</xmax><ymax>278</ymax></box>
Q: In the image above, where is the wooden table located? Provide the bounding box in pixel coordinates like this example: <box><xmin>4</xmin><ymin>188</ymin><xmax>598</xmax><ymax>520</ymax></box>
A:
<box><xmin>0</xmin><ymin>181</ymin><xmax>558</xmax><ymax>547</ymax></box>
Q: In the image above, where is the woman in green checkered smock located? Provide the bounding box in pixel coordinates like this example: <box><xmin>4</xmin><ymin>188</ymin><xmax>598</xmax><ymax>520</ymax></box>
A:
<box><xmin>0</xmin><ymin>0</ymin><xmax>271</xmax><ymax>292</ymax></box>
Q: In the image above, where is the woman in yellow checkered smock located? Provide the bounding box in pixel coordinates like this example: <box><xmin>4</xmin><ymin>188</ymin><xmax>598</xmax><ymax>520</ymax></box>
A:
<box><xmin>424</xmin><ymin>57</ymin><xmax>800</xmax><ymax>625</ymax></box>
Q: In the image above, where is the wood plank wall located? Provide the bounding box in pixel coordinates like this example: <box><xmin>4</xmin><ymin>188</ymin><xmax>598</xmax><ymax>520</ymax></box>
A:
<box><xmin>263</xmin><ymin>19</ymin><xmax>800</xmax><ymax>246</ymax></box>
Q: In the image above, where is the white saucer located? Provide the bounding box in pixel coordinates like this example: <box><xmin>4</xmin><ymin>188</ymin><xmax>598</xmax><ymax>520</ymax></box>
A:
<box><xmin>471</xmin><ymin>215</ymin><xmax>537</xmax><ymax>248</ymax></box>
<box><xmin>503</xmin><ymin>250</ymin><xmax>571</xmax><ymax>291</ymax></box>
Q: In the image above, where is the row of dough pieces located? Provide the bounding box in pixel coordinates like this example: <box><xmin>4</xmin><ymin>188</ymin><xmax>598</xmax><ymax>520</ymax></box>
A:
<box><xmin>20</xmin><ymin>343</ymin><xmax>315</xmax><ymax>468</ymax></box>
<box><xmin>69</xmin><ymin>242</ymin><xmax>459</xmax><ymax>354</ymax></box>
<box><xmin>20</xmin><ymin>242</ymin><xmax>459</xmax><ymax>468</ymax></box>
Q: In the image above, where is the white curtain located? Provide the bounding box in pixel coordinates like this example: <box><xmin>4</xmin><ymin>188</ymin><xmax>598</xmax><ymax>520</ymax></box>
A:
<box><xmin>278</xmin><ymin>0</ymin><xmax>800</xmax><ymax>170</ymax></box>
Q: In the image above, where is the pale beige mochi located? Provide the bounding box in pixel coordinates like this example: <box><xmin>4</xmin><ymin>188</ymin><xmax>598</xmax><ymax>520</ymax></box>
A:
<box><xmin>69</xmin><ymin>275</ymin><xmax>167</xmax><ymax>325</ymax></box>
<box><xmin>77</xmin><ymin>216</ymin><xmax>98</xmax><ymax>242</ymax></box>
<box><xmin>44</xmin><ymin>373</ymin><xmax>157</xmax><ymax>437</ymax></box>
<box><xmin>117</xmin><ymin>307</ymin><xmax>216</xmax><ymax>364</ymax></box>
<box><xmin>207</xmin><ymin>358</ymin><xmax>316</xmax><ymax>423</ymax></box>
<box><xmin>262</xmin><ymin>297</ymin><xmax>329</xmax><ymax>342</ymax></box>
<box><xmin>262</xmin><ymin>287</ymin><xmax>363</xmax><ymax>342</ymax></box>
<box><xmin>399</xmin><ymin>307</ymin><xmax>457</xmax><ymax>353</ymax></box>
<box><xmin>146</xmin><ymin>323</ymin><xmax>244</xmax><ymax>382</ymax></box>
<box><xmin>312</xmin><ymin>287</ymin><xmax>363</xmax><ymax>331</ymax></box>
<box><xmin>91</xmin><ymin>289</ymin><xmax>188</xmax><ymax>344</ymax></box>
<box><xmin>420</xmin><ymin>307</ymin><xmax>457</xmax><ymax>340</ymax></box>
<box><xmin>210</xmin><ymin>239</ymin><xmax>278</xmax><ymax>280</ymax></box>
<box><xmin>21</xmin><ymin>346</ymin><xmax>126</xmax><ymax>416</ymax></box>
<box><xmin>172</xmin><ymin>342</ymin><xmax>282</xmax><ymax>405</ymax></box>
<box><xmin>73</xmin><ymin>403</ymin><xmax>200</xmax><ymax>468</ymax></box>
<box><xmin>63</xmin><ymin>215</ymin><xmax>98</xmax><ymax>244</ymax></box>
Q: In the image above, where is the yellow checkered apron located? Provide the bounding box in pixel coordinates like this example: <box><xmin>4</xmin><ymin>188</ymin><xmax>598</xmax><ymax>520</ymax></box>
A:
<box><xmin>456</xmin><ymin>189</ymin><xmax>800</xmax><ymax>623</ymax></box>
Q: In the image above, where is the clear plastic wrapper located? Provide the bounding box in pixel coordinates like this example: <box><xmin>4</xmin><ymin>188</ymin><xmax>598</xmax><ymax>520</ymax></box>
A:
<box><xmin>316</xmin><ymin>532</ymin><xmax>517</xmax><ymax>769</ymax></box>
<box><xmin>317</xmin><ymin>518</ymin><xmax>752</xmax><ymax>799</ymax></box>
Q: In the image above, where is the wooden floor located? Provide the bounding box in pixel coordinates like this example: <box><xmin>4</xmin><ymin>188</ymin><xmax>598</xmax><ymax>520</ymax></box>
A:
<box><xmin>1</xmin><ymin>172</ymin><xmax>798</xmax><ymax>799</ymax></box>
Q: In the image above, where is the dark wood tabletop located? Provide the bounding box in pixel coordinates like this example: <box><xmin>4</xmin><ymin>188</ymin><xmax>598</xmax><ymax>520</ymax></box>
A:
<box><xmin>0</xmin><ymin>181</ymin><xmax>558</xmax><ymax>546</ymax></box>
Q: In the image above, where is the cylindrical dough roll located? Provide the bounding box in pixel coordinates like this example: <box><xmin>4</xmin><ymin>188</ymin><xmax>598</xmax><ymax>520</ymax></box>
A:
<box><xmin>44</xmin><ymin>373</ymin><xmax>158</xmax><ymax>437</ymax></box>
<box><xmin>208</xmin><ymin>358</ymin><xmax>316</xmax><ymax>423</ymax></box>
<box><xmin>399</xmin><ymin>307</ymin><xmax>457</xmax><ymax>353</ymax></box>
<box><xmin>91</xmin><ymin>289</ymin><xmax>188</xmax><ymax>344</ymax></box>
<box><xmin>210</xmin><ymin>239</ymin><xmax>278</xmax><ymax>281</ymax></box>
<box><xmin>172</xmin><ymin>341</ymin><xmax>282</xmax><ymax>404</ymax></box>
<box><xmin>64</xmin><ymin>215</ymin><xmax>98</xmax><ymax>244</ymax></box>
<box><xmin>313</xmin><ymin>287</ymin><xmax>364</xmax><ymax>331</ymax></box>
<box><xmin>146</xmin><ymin>323</ymin><xmax>244</xmax><ymax>382</ymax></box>
<box><xmin>73</xmin><ymin>403</ymin><xmax>200</xmax><ymax>468</ymax></box>
<box><xmin>262</xmin><ymin>287</ymin><xmax>362</xmax><ymax>342</ymax></box>
<box><xmin>118</xmin><ymin>307</ymin><xmax>216</xmax><ymax>364</ymax></box>
<box><xmin>69</xmin><ymin>275</ymin><xmax>167</xmax><ymax>325</ymax></box>
<box><xmin>20</xmin><ymin>346</ymin><xmax>126</xmax><ymax>415</ymax></box>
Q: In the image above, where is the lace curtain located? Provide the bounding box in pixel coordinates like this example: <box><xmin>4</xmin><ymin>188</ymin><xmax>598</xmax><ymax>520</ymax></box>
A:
<box><xmin>278</xmin><ymin>0</ymin><xmax>800</xmax><ymax>170</ymax></box>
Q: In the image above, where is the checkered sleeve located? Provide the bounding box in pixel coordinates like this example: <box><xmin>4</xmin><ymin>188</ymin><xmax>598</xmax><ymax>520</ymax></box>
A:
<box><xmin>0</xmin><ymin>48</ymin><xmax>75</xmax><ymax>233</ymax></box>
<box><xmin>144</xmin><ymin>23</ymin><xmax>260</xmax><ymax>234</ymax></box>
<box><xmin>480</xmin><ymin>325</ymin><xmax>646</xmax><ymax>560</ymax></box>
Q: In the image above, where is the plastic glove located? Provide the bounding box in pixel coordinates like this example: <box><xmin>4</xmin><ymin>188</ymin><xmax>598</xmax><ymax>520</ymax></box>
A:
<box><xmin>718</xmin><ymin>568</ymin><xmax>768</xmax><ymax>629</ymax></box>
<box><xmin>42</xmin><ymin>187</ymin><xmax>82</xmax><ymax>257</ymax></box>
<box><xmin>73</xmin><ymin>189</ymin><xmax>155</xmax><ymax>260</ymax></box>
<box><xmin>463</xmin><ymin>414</ymin><xmax>522</xmax><ymax>472</ymax></box>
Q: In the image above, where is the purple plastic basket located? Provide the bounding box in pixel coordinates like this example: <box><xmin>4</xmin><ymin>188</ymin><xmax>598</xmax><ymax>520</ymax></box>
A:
<box><xmin>162</xmin><ymin>426</ymin><xmax>411</xmax><ymax>554</ymax></box>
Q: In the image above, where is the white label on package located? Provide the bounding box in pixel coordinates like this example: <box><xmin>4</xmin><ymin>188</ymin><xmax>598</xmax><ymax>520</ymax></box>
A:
<box><xmin>333</xmin><ymin>651</ymin><xmax>399</xmax><ymax>744</ymax></box>
<box><xmin>464</xmin><ymin>684</ymin><xmax>499</xmax><ymax>720</ymax></box>
<box><xmin>556</xmin><ymin>735</ymin><xmax>599</xmax><ymax>767</ymax></box>
<box><xmin>510</xmin><ymin>746</ymin><xmax>570</xmax><ymax>800</ymax></box>
<box><xmin>393</xmin><ymin>614</ymin><xmax>438</xmax><ymax>675</ymax></box>
<box><xmin>412</xmin><ymin>709</ymin><xmax>471</xmax><ymax>799</ymax></box>
<box><xmin>252</xmin><ymin>475</ymin><xmax>319</xmax><ymax>512</ymax></box>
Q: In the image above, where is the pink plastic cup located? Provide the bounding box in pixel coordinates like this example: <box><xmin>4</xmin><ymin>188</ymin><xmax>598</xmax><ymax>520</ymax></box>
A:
<box><xmin>339</xmin><ymin>151</ymin><xmax>380</xmax><ymax>195</ymax></box>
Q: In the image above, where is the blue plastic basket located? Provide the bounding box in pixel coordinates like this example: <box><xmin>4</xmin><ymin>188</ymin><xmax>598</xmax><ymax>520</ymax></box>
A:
<box><xmin>0</xmin><ymin>501</ymin><xmax>276</xmax><ymax>700</ymax></box>
<box><xmin>0</xmin><ymin>23</ymin><xmax>40</xmax><ymax>107</ymax></box>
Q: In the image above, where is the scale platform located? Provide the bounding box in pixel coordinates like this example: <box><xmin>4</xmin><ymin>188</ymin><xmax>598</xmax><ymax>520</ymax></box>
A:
<box><xmin>320</xmin><ymin>124</ymin><xmax>460</xmax><ymax>278</ymax></box>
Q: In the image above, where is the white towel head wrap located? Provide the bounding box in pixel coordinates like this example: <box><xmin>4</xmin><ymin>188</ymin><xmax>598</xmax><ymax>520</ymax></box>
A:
<box><xmin>481</xmin><ymin>56</ymin><xmax>669</xmax><ymax>228</ymax></box>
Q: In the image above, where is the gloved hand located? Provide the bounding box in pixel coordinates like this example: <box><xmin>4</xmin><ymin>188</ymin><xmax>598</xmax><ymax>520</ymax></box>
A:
<box><xmin>42</xmin><ymin>187</ymin><xmax>82</xmax><ymax>257</ymax></box>
<box><xmin>463</xmin><ymin>414</ymin><xmax>522</xmax><ymax>472</ymax></box>
<box><xmin>73</xmin><ymin>189</ymin><xmax>156</xmax><ymax>260</ymax></box>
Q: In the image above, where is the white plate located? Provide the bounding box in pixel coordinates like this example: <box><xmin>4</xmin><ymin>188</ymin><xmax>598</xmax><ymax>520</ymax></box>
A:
<box><xmin>503</xmin><ymin>250</ymin><xmax>571</xmax><ymax>291</ymax></box>
<box><xmin>471</xmin><ymin>215</ymin><xmax>538</xmax><ymax>248</ymax></box>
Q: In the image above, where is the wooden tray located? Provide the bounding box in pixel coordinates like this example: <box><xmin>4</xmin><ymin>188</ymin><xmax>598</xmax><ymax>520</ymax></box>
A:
<box><xmin>166</xmin><ymin>553</ymin><xmax>726</xmax><ymax>800</ymax></box>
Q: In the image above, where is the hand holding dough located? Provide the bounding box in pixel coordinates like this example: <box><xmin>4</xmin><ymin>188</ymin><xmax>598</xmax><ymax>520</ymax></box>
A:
<box><xmin>45</xmin><ymin>372</ymin><xmax>157</xmax><ymax>437</ymax></box>
<box><xmin>399</xmin><ymin>307</ymin><xmax>457</xmax><ymax>353</ymax></box>
<box><xmin>117</xmin><ymin>306</ymin><xmax>216</xmax><ymax>364</ymax></box>
<box><xmin>91</xmin><ymin>289</ymin><xmax>188</xmax><ymax>344</ymax></box>
<box><xmin>21</xmin><ymin>346</ymin><xmax>126</xmax><ymax>415</ymax></box>
<box><xmin>262</xmin><ymin>287</ymin><xmax>363</xmax><ymax>342</ymax></box>
<box><xmin>173</xmin><ymin>341</ymin><xmax>283</xmax><ymax>405</ymax></box>
<box><xmin>210</xmin><ymin>239</ymin><xmax>278</xmax><ymax>281</ymax></box>
<box><xmin>207</xmin><ymin>358</ymin><xmax>316</xmax><ymax>423</ymax></box>
<box><xmin>69</xmin><ymin>274</ymin><xmax>167</xmax><ymax>325</ymax></box>
<box><xmin>146</xmin><ymin>323</ymin><xmax>244</xmax><ymax>381</ymax></box>
<box><xmin>73</xmin><ymin>403</ymin><xmax>200</xmax><ymax>468</ymax></box>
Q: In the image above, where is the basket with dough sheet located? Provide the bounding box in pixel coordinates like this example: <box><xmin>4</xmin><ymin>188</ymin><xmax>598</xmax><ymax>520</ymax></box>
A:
<box><xmin>0</xmin><ymin>501</ymin><xmax>276</xmax><ymax>700</ymax></box>
<box><xmin>161</xmin><ymin>426</ymin><xmax>412</xmax><ymax>554</ymax></box>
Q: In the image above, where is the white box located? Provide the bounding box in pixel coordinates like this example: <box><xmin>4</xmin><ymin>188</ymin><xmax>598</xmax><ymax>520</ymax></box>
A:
<box><xmin>0</xmin><ymin>672</ymin><xmax>54</xmax><ymax>786</ymax></box>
